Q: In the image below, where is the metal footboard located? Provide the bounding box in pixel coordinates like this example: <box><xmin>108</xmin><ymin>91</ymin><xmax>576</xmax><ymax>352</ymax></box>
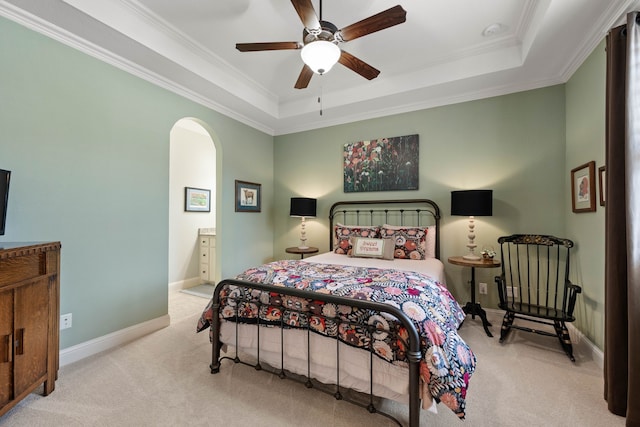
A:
<box><xmin>209</xmin><ymin>278</ymin><xmax>423</xmax><ymax>427</ymax></box>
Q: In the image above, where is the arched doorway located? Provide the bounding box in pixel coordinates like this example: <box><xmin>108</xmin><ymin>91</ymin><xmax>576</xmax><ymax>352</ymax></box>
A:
<box><xmin>168</xmin><ymin>118</ymin><xmax>219</xmax><ymax>292</ymax></box>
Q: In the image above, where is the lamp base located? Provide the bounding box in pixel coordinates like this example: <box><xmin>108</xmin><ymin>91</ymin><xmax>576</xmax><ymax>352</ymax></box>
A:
<box><xmin>463</xmin><ymin>217</ymin><xmax>480</xmax><ymax>261</ymax></box>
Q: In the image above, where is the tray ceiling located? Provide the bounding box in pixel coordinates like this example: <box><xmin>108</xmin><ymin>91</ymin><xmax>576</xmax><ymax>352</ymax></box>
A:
<box><xmin>1</xmin><ymin>0</ymin><xmax>638</xmax><ymax>135</ymax></box>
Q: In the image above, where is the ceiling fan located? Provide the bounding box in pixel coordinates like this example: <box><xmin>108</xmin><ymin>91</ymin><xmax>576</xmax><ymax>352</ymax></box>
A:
<box><xmin>235</xmin><ymin>0</ymin><xmax>407</xmax><ymax>89</ymax></box>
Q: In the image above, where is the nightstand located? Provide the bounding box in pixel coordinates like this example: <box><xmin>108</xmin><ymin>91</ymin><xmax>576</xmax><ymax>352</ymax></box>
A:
<box><xmin>448</xmin><ymin>256</ymin><xmax>501</xmax><ymax>337</ymax></box>
<box><xmin>285</xmin><ymin>246</ymin><xmax>319</xmax><ymax>259</ymax></box>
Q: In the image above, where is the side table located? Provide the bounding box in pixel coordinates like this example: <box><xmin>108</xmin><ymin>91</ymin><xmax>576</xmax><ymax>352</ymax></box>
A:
<box><xmin>285</xmin><ymin>246</ymin><xmax>319</xmax><ymax>259</ymax></box>
<box><xmin>448</xmin><ymin>256</ymin><xmax>501</xmax><ymax>337</ymax></box>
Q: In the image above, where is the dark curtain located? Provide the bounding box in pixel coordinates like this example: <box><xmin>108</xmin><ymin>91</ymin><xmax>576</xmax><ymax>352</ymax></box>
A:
<box><xmin>604</xmin><ymin>11</ymin><xmax>640</xmax><ymax>427</ymax></box>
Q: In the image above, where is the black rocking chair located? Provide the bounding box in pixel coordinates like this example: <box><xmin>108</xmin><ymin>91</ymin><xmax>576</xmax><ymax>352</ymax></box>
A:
<box><xmin>494</xmin><ymin>234</ymin><xmax>582</xmax><ymax>361</ymax></box>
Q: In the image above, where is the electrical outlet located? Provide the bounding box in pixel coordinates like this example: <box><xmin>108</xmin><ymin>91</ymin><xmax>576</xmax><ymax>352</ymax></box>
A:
<box><xmin>506</xmin><ymin>287</ymin><xmax>519</xmax><ymax>299</ymax></box>
<box><xmin>60</xmin><ymin>313</ymin><xmax>72</xmax><ymax>330</ymax></box>
<box><xmin>479</xmin><ymin>282</ymin><xmax>487</xmax><ymax>294</ymax></box>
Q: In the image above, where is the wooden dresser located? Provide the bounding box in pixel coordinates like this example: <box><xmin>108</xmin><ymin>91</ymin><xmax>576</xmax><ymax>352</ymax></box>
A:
<box><xmin>0</xmin><ymin>242</ymin><xmax>61</xmax><ymax>417</ymax></box>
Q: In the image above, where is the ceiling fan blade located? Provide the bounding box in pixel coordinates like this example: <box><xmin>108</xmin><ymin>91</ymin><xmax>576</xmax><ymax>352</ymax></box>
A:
<box><xmin>338</xmin><ymin>50</ymin><xmax>380</xmax><ymax>80</ymax></box>
<box><xmin>294</xmin><ymin>64</ymin><xmax>314</xmax><ymax>89</ymax></box>
<box><xmin>336</xmin><ymin>5</ymin><xmax>407</xmax><ymax>42</ymax></box>
<box><xmin>290</xmin><ymin>0</ymin><xmax>320</xmax><ymax>30</ymax></box>
<box><xmin>236</xmin><ymin>42</ymin><xmax>302</xmax><ymax>52</ymax></box>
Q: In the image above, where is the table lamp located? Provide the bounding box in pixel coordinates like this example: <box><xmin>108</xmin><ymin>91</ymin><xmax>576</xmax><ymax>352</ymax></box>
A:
<box><xmin>290</xmin><ymin>197</ymin><xmax>317</xmax><ymax>249</ymax></box>
<box><xmin>451</xmin><ymin>190</ymin><xmax>493</xmax><ymax>260</ymax></box>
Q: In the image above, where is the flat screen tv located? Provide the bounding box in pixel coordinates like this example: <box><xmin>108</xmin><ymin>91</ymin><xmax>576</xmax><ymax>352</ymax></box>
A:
<box><xmin>0</xmin><ymin>169</ymin><xmax>10</xmax><ymax>236</ymax></box>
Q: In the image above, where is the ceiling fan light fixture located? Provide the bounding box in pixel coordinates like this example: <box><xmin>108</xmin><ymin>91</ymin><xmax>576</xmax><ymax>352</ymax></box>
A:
<box><xmin>300</xmin><ymin>40</ymin><xmax>340</xmax><ymax>75</ymax></box>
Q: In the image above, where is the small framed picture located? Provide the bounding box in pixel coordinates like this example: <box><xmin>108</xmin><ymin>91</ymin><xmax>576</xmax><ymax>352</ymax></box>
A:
<box><xmin>185</xmin><ymin>187</ymin><xmax>211</xmax><ymax>212</ymax></box>
<box><xmin>571</xmin><ymin>161</ymin><xmax>596</xmax><ymax>213</ymax></box>
<box><xmin>235</xmin><ymin>180</ymin><xmax>261</xmax><ymax>213</ymax></box>
<box><xmin>598</xmin><ymin>165</ymin><xmax>606</xmax><ymax>207</ymax></box>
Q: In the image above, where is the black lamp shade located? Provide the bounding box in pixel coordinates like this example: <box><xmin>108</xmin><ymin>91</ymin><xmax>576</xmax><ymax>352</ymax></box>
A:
<box><xmin>290</xmin><ymin>197</ymin><xmax>317</xmax><ymax>217</ymax></box>
<box><xmin>451</xmin><ymin>190</ymin><xmax>493</xmax><ymax>216</ymax></box>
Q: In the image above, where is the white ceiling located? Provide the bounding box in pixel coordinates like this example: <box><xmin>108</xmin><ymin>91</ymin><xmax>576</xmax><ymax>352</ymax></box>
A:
<box><xmin>1</xmin><ymin>0</ymin><xmax>639</xmax><ymax>135</ymax></box>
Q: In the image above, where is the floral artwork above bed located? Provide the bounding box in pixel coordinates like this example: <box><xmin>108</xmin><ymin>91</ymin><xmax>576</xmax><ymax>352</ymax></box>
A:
<box><xmin>343</xmin><ymin>134</ymin><xmax>419</xmax><ymax>193</ymax></box>
<box><xmin>197</xmin><ymin>259</ymin><xmax>476</xmax><ymax>419</ymax></box>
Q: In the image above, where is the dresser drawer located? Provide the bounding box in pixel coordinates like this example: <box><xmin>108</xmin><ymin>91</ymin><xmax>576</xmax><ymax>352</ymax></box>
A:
<box><xmin>200</xmin><ymin>263</ymin><xmax>209</xmax><ymax>281</ymax></box>
<box><xmin>0</xmin><ymin>253</ymin><xmax>44</xmax><ymax>287</ymax></box>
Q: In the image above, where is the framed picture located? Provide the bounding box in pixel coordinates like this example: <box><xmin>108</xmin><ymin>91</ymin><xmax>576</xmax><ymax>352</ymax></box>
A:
<box><xmin>235</xmin><ymin>180</ymin><xmax>261</xmax><ymax>212</ymax></box>
<box><xmin>343</xmin><ymin>134</ymin><xmax>419</xmax><ymax>193</ymax></box>
<box><xmin>599</xmin><ymin>165</ymin><xmax>606</xmax><ymax>207</ymax></box>
<box><xmin>571</xmin><ymin>161</ymin><xmax>596</xmax><ymax>213</ymax></box>
<box><xmin>185</xmin><ymin>187</ymin><xmax>211</xmax><ymax>212</ymax></box>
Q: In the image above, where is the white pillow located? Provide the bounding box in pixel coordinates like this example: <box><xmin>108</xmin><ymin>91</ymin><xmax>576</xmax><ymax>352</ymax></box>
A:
<box><xmin>425</xmin><ymin>225</ymin><xmax>436</xmax><ymax>258</ymax></box>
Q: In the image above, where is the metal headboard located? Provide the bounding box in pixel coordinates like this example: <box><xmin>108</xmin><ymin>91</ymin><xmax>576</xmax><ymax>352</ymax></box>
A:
<box><xmin>328</xmin><ymin>199</ymin><xmax>441</xmax><ymax>258</ymax></box>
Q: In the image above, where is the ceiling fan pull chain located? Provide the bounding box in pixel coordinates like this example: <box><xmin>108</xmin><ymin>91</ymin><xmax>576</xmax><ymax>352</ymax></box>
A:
<box><xmin>318</xmin><ymin>85</ymin><xmax>323</xmax><ymax>116</ymax></box>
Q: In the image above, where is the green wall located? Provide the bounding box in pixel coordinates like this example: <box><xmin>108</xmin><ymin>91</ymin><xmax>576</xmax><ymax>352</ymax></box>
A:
<box><xmin>565</xmin><ymin>40</ymin><xmax>606</xmax><ymax>349</ymax></box>
<box><xmin>274</xmin><ymin>86</ymin><xmax>567</xmax><ymax>309</ymax></box>
<box><xmin>0</xmin><ymin>16</ymin><xmax>274</xmax><ymax>349</ymax></box>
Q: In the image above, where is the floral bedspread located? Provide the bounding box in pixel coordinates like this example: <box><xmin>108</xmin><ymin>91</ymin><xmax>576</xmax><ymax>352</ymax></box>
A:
<box><xmin>197</xmin><ymin>259</ymin><xmax>476</xmax><ymax>418</ymax></box>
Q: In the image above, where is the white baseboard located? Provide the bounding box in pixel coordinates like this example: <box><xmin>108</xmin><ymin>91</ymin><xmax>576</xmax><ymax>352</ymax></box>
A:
<box><xmin>168</xmin><ymin>277</ymin><xmax>200</xmax><ymax>292</ymax></box>
<box><xmin>485</xmin><ymin>308</ymin><xmax>603</xmax><ymax>368</ymax></box>
<box><xmin>59</xmin><ymin>314</ymin><xmax>170</xmax><ymax>367</ymax></box>
<box><xmin>568</xmin><ymin>321</ymin><xmax>604</xmax><ymax>369</ymax></box>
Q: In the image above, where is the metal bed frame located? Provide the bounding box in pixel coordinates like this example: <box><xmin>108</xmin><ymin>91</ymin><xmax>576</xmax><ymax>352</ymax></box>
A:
<box><xmin>209</xmin><ymin>199</ymin><xmax>441</xmax><ymax>427</ymax></box>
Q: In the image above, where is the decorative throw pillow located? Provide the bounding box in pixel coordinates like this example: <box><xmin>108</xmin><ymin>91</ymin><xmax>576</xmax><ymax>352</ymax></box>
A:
<box><xmin>348</xmin><ymin>237</ymin><xmax>395</xmax><ymax>260</ymax></box>
<box><xmin>334</xmin><ymin>223</ymin><xmax>380</xmax><ymax>255</ymax></box>
<box><xmin>380</xmin><ymin>225</ymin><xmax>428</xmax><ymax>259</ymax></box>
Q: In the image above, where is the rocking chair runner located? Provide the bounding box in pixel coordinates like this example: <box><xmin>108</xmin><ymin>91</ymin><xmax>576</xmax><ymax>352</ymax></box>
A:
<box><xmin>494</xmin><ymin>234</ymin><xmax>582</xmax><ymax>361</ymax></box>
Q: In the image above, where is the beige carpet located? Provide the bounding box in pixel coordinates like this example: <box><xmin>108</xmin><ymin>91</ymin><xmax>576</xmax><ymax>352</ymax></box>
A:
<box><xmin>180</xmin><ymin>283</ymin><xmax>215</xmax><ymax>299</ymax></box>
<box><xmin>0</xmin><ymin>291</ymin><xmax>625</xmax><ymax>427</ymax></box>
